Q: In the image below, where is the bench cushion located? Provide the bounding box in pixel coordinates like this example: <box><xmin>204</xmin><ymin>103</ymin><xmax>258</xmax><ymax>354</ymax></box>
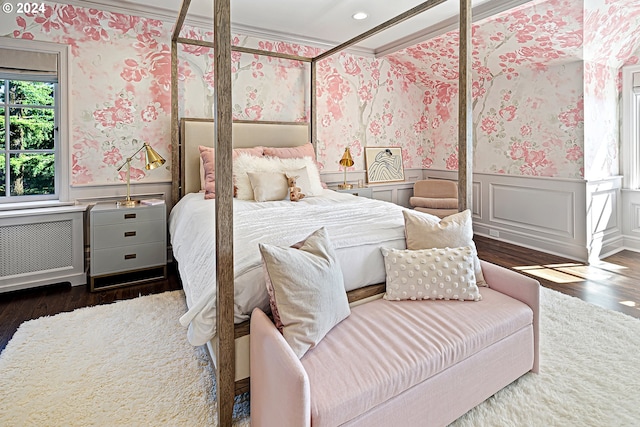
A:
<box><xmin>300</xmin><ymin>288</ymin><xmax>533</xmax><ymax>426</ymax></box>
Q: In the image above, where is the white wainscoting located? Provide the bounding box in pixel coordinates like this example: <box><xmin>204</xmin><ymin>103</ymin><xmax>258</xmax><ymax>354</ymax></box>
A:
<box><xmin>422</xmin><ymin>170</ymin><xmax>623</xmax><ymax>262</ymax></box>
<box><xmin>460</xmin><ymin>171</ymin><xmax>586</xmax><ymax>261</ymax></box>
<box><xmin>587</xmin><ymin>177</ymin><xmax>623</xmax><ymax>261</ymax></box>
<box><xmin>621</xmin><ymin>189</ymin><xmax>640</xmax><ymax>253</ymax></box>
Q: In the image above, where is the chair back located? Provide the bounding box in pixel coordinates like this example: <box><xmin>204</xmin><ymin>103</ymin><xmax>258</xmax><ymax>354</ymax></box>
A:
<box><xmin>413</xmin><ymin>180</ymin><xmax>458</xmax><ymax>198</ymax></box>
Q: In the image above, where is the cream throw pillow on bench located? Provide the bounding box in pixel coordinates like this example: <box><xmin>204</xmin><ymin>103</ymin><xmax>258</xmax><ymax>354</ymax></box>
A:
<box><xmin>403</xmin><ymin>209</ymin><xmax>487</xmax><ymax>286</ymax></box>
<box><xmin>382</xmin><ymin>246</ymin><xmax>481</xmax><ymax>301</ymax></box>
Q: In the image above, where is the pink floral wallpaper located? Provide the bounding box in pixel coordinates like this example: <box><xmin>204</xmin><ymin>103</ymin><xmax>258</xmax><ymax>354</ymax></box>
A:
<box><xmin>386</xmin><ymin>0</ymin><xmax>640</xmax><ymax>180</ymax></box>
<box><xmin>1</xmin><ymin>4</ymin><xmax>426</xmax><ymax>185</ymax></box>
<box><xmin>3</xmin><ymin>0</ymin><xmax>640</xmax><ymax>186</ymax></box>
<box><xmin>583</xmin><ymin>0</ymin><xmax>640</xmax><ymax>179</ymax></box>
<box><xmin>2</xmin><ymin>5</ymin><xmax>172</xmax><ymax>185</ymax></box>
<box><xmin>386</xmin><ymin>0</ymin><xmax>587</xmax><ymax>178</ymax></box>
<box><xmin>177</xmin><ymin>27</ymin><xmax>427</xmax><ymax>171</ymax></box>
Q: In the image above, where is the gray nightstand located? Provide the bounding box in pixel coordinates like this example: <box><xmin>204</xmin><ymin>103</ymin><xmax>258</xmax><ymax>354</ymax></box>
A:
<box><xmin>89</xmin><ymin>202</ymin><xmax>167</xmax><ymax>291</ymax></box>
<box><xmin>333</xmin><ymin>187</ymin><xmax>373</xmax><ymax>198</ymax></box>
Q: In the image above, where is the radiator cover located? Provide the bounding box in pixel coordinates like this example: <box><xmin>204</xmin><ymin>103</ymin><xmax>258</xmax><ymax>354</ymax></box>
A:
<box><xmin>0</xmin><ymin>205</ymin><xmax>86</xmax><ymax>292</ymax></box>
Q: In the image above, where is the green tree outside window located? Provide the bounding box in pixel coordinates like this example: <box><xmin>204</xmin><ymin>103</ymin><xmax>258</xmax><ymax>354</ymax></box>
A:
<box><xmin>0</xmin><ymin>79</ymin><xmax>56</xmax><ymax>198</ymax></box>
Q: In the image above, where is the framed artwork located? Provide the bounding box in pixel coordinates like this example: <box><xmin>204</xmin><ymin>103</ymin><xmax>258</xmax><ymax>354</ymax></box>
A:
<box><xmin>365</xmin><ymin>147</ymin><xmax>405</xmax><ymax>184</ymax></box>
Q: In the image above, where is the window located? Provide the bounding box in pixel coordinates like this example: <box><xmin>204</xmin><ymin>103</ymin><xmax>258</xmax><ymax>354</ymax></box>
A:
<box><xmin>622</xmin><ymin>65</ymin><xmax>640</xmax><ymax>189</ymax></box>
<box><xmin>0</xmin><ymin>38</ymin><xmax>69</xmax><ymax>204</ymax></box>
<box><xmin>0</xmin><ymin>79</ymin><xmax>57</xmax><ymax>198</ymax></box>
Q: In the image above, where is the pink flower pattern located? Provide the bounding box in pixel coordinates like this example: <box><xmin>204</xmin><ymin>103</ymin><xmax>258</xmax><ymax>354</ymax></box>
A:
<box><xmin>5</xmin><ymin>0</ymin><xmax>640</xmax><ymax>183</ymax></box>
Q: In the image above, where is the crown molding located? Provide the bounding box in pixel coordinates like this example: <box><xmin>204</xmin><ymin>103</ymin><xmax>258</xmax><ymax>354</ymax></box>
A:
<box><xmin>51</xmin><ymin>0</ymin><xmax>528</xmax><ymax>59</ymax></box>
<box><xmin>374</xmin><ymin>0</ymin><xmax>532</xmax><ymax>57</ymax></box>
<box><xmin>49</xmin><ymin>0</ymin><xmax>375</xmax><ymax>57</ymax></box>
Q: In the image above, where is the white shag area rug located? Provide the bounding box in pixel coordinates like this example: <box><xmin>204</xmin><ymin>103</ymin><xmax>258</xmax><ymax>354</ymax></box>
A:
<box><xmin>1</xmin><ymin>288</ymin><xmax>639</xmax><ymax>426</ymax></box>
<box><xmin>0</xmin><ymin>291</ymin><xmax>235</xmax><ymax>427</ymax></box>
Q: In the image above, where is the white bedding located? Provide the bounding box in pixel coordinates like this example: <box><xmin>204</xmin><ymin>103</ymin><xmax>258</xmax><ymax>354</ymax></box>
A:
<box><xmin>169</xmin><ymin>189</ymin><xmax>408</xmax><ymax>345</ymax></box>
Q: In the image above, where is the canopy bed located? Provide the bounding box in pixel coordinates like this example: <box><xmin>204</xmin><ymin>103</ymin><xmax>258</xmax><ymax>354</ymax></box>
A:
<box><xmin>170</xmin><ymin>0</ymin><xmax>475</xmax><ymax>424</ymax></box>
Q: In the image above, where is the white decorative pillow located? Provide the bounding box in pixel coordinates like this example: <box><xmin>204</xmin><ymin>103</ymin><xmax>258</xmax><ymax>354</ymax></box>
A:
<box><xmin>403</xmin><ymin>209</ymin><xmax>487</xmax><ymax>286</ymax></box>
<box><xmin>259</xmin><ymin>227</ymin><xmax>350</xmax><ymax>359</ymax></box>
<box><xmin>283</xmin><ymin>166</ymin><xmax>314</xmax><ymax>197</ymax></box>
<box><xmin>247</xmin><ymin>171</ymin><xmax>288</xmax><ymax>202</ymax></box>
<box><xmin>381</xmin><ymin>246</ymin><xmax>481</xmax><ymax>301</ymax></box>
<box><xmin>283</xmin><ymin>158</ymin><xmax>323</xmax><ymax>196</ymax></box>
<box><xmin>234</xmin><ymin>154</ymin><xmax>323</xmax><ymax>200</ymax></box>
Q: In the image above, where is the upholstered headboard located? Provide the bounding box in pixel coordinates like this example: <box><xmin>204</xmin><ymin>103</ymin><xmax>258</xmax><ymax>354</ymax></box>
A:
<box><xmin>179</xmin><ymin>118</ymin><xmax>310</xmax><ymax>197</ymax></box>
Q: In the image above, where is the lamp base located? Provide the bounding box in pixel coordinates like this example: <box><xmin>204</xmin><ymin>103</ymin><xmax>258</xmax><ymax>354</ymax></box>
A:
<box><xmin>338</xmin><ymin>183</ymin><xmax>353</xmax><ymax>190</ymax></box>
<box><xmin>116</xmin><ymin>199</ymin><xmax>139</xmax><ymax>208</ymax></box>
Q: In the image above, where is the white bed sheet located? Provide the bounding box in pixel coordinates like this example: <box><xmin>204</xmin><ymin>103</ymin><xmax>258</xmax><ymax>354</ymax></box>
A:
<box><xmin>169</xmin><ymin>189</ymin><xmax>408</xmax><ymax>345</ymax></box>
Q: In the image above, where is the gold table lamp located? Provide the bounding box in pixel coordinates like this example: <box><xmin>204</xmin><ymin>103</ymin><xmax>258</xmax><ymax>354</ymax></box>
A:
<box><xmin>116</xmin><ymin>141</ymin><xmax>166</xmax><ymax>207</ymax></box>
<box><xmin>338</xmin><ymin>147</ymin><xmax>354</xmax><ymax>189</ymax></box>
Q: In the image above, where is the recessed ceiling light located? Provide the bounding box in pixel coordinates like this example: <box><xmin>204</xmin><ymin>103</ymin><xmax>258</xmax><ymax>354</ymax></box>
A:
<box><xmin>352</xmin><ymin>12</ymin><xmax>368</xmax><ymax>20</ymax></box>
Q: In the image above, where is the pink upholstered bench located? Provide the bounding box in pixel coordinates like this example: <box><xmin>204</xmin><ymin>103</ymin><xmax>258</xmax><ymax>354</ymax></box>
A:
<box><xmin>250</xmin><ymin>261</ymin><xmax>540</xmax><ymax>426</ymax></box>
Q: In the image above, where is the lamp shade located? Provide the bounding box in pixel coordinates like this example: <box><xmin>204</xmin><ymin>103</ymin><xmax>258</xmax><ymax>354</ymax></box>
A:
<box><xmin>144</xmin><ymin>143</ymin><xmax>166</xmax><ymax>170</ymax></box>
<box><xmin>339</xmin><ymin>147</ymin><xmax>354</xmax><ymax>168</ymax></box>
<box><xmin>116</xmin><ymin>141</ymin><xmax>166</xmax><ymax>207</ymax></box>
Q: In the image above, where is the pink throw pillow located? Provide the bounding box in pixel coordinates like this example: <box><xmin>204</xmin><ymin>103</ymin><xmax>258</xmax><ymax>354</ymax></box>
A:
<box><xmin>233</xmin><ymin>146</ymin><xmax>265</xmax><ymax>159</ymax></box>
<box><xmin>263</xmin><ymin>142</ymin><xmax>315</xmax><ymax>161</ymax></box>
<box><xmin>199</xmin><ymin>146</ymin><xmax>216</xmax><ymax>199</ymax></box>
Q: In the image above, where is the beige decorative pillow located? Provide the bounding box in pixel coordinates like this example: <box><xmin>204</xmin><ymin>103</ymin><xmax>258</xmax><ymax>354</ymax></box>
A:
<box><xmin>381</xmin><ymin>246</ymin><xmax>481</xmax><ymax>301</ymax></box>
<box><xmin>403</xmin><ymin>209</ymin><xmax>486</xmax><ymax>286</ymax></box>
<box><xmin>247</xmin><ymin>171</ymin><xmax>288</xmax><ymax>202</ymax></box>
<box><xmin>259</xmin><ymin>227</ymin><xmax>350</xmax><ymax>359</ymax></box>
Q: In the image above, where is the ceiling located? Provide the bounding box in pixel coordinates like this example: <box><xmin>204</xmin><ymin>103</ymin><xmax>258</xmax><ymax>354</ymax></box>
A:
<box><xmin>73</xmin><ymin>0</ymin><xmax>532</xmax><ymax>56</ymax></box>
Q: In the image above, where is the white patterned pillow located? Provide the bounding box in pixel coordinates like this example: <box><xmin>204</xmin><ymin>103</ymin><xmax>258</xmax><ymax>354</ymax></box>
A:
<box><xmin>381</xmin><ymin>246</ymin><xmax>482</xmax><ymax>302</ymax></box>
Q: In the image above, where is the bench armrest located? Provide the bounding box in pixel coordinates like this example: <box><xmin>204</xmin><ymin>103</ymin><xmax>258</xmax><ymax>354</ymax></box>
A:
<box><xmin>480</xmin><ymin>260</ymin><xmax>540</xmax><ymax>373</ymax></box>
<box><xmin>250</xmin><ymin>308</ymin><xmax>311</xmax><ymax>427</ymax></box>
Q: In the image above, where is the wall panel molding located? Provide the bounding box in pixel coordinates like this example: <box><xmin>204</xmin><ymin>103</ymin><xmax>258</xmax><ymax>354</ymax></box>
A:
<box><xmin>424</xmin><ymin>170</ymin><xmax>590</xmax><ymax>261</ymax></box>
<box><xmin>489</xmin><ymin>184</ymin><xmax>575</xmax><ymax>237</ymax></box>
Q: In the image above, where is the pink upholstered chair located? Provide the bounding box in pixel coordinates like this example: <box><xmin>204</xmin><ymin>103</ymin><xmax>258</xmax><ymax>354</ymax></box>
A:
<box><xmin>410</xmin><ymin>180</ymin><xmax>459</xmax><ymax>218</ymax></box>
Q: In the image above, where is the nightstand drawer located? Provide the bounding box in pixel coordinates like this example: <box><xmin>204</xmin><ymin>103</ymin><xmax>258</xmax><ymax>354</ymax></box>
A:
<box><xmin>92</xmin><ymin>220</ymin><xmax>165</xmax><ymax>249</ymax></box>
<box><xmin>91</xmin><ymin>242</ymin><xmax>166</xmax><ymax>276</ymax></box>
<box><xmin>91</xmin><ymin>206</ymin><xmax>164</xmax><ymax>226</ymax></box>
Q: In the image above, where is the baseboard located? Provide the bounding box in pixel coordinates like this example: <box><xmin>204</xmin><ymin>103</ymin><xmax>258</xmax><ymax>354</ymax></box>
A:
<box><xmin>474</xmin><ymin>227</ymin><xmax>588</xmax><ymax>262</ymax></box>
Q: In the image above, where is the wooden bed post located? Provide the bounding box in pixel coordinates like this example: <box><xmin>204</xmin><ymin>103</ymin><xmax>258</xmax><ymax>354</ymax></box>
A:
<box><xmin>458</xmin><ymin>0</ymin><xmax>473</xmax><ymax>211</ymax></box>
<box><xmin>213</xmin><ymin>0</ymin><xmax>235</xmax><ymax>425</ymax></box>
<box><xmin>171</xmin><ymin>0</ymin><xmax>191</xmax><ymax>202</ymax></box>
<box><xmin>311</xmin><ymin>60</ymin><xmax>317</xmax><ymax>147</ymax></box>
<box><xmin>170</xmin><ymin>38</ymin><xmax>179</xmax><ymax>203</ymax></box>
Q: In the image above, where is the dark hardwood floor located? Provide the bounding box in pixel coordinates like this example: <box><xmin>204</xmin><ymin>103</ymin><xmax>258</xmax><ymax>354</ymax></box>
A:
<box><xmin>1</xmin><ymin>236</ymin><xmax>639</xmax><ymax>353</ymax></box>
<box><xmin>475</xmin><ymin>235</ymin><xmax>640</xmax><ymax>319</ymax></box>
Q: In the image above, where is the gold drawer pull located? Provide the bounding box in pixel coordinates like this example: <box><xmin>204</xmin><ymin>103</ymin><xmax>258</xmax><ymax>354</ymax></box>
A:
<box><xmin>124</xmin><ymin>213</ymin><xmax>136</xmax><ymax>219</ymax></box>
<box><xmin>124</xmin><ymin>231</ymin><xmax>136</xmax><ymax>237</ymax></box>
<box><xmin>124</xmin><ymin>254</ymin><xmax>137</xmax><ymax>260</ymax></box>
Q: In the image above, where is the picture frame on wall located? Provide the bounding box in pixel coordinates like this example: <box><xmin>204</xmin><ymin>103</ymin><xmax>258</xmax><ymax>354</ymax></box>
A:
<box><xmin>365</xmin><ymin>147</ymin><xmax>405</xmax><ymax>184</ymax></box>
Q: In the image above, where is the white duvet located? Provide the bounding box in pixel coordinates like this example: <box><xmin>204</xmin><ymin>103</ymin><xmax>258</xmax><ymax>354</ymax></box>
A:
<box><xmin>169</xmin><ymin>190</ymin><xmax>408</xmax><ymax>345</ymax></box>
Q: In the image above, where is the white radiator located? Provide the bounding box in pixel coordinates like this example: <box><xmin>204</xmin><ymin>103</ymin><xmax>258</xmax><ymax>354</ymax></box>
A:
<box><xmin>0</xmin><ymin>205</ymin><xmax>87</xmax><ymax>292</ymax></box>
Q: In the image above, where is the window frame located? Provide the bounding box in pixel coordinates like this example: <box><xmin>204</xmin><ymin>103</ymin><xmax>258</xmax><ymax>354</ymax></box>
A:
<box><xmin>622</xmin><ymin>64</ymin><xmax>640</xmax><ymax>190</ymax></box>
<box><xmin>0</xmin><ymin>38</ymin><xmax>69</xmax><ymax>205</ymax></box>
